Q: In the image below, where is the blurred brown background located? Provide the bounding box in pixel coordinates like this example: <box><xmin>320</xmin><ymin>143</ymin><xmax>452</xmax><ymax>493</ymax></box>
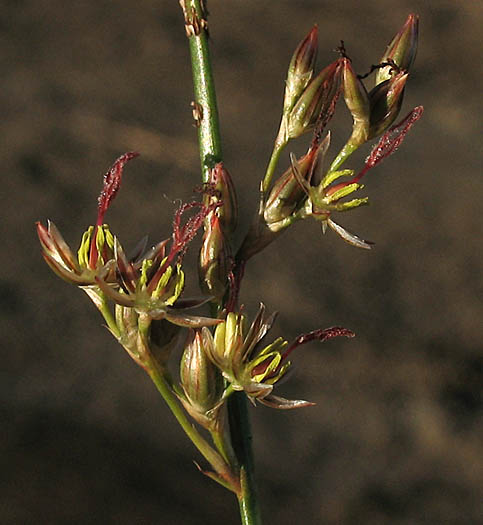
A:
<box><xmin>1</xmin><ymin>1</ymin><xmax>482</xmax><ymax>523</ymax></box>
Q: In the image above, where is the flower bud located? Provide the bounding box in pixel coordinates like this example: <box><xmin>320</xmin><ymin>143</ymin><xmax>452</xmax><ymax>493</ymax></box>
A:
<box><xmin>180</xmin><ymin>329</ymin><xmax>224</xmax><ymax>422</ymax></box>
<box><xmin>205</xmin><ymin>163</ymin><xmax>237</xmax><ymax>235</ymax></box>
<box><xmin>198</xmin><ymin>163</ymin><xmax>236</xmax><ymax>302</ymax></box>
<box><xmin>368</xmin><ymin>71</ymin><xmax>408</xmax><ymax>139</ymax></box>
<box><xmin>375</xmin><ymin>14</ymin><xmax>419</xmax><ymax>85</ymax></box>
<box><xmin>341</xmin><ymin>58</ymin><xmax>370</xmax><ymax>148</ymax></box>
<box><xmin>285</xmin><ymin>59</ymin><xmax>341</xmax><ymax>140</ymax></box>
<box><xmin>283</xmin><ymin>26</ymin><xmax>318</xmax><ymax>115</ymax></box>
<box><xmin>199</xmin><ymin>213</ymin><xmax>230</xmax><ymax>301</ymax></box>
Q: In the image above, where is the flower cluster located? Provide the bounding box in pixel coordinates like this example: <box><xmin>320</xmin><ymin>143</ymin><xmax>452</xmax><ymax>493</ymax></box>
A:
<box><xmin>36</xmin><ymin>13</ymin><xmax>423</xmax><ymax>495</ymax></box>
<box><xmin>37</xmin><ymin>13</ymin><xmax>423</xmax><ymax>413</ymax></box>
<box><xmin>37</xmin><ymin>153</ymin><xmax>221</xmax><ymax>368</ymax></box>
<box><xmin>239</xmin><ymin>14</ymin><xmax>422</xmax><ymax>260</ymax></box>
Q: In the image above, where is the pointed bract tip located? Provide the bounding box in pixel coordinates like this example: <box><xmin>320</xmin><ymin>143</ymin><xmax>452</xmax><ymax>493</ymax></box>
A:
<box><xmin>283</xmin><ymin>25</ymin><xmax>319</xmax><ymax>115</ymax></box>
<box><xmin>375</xmin><ymin>13</ymin><xmax>419</xmax><ymax>85</ymax></box>
<box><xmin>307</xmin><ymin>25</ymin><xmax>318</xmax><ymax>42</ymax></box>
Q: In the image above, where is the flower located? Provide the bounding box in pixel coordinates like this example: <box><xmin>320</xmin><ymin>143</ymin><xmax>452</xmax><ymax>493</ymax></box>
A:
<box><xmin>236</xmin><ymin>131</ymin><xmax>333</xmax><ymax>263</ymax></box>
<box><xmin>36</xmin><ymin>220</ymin><xmax>114</xmax><ymax>285</ymax></box>
<box><xmin>263</xmin><ymin>133</ymin><xmax>329</xmax><ymax>232</ymax></box>
<box><xmin>96</xmin><ymin>201</ymin><xmax>223</xmax><ymax>328</ymax></box>
<box><xmin>201</xmin><ymin>304</ymin><xmax>354</xmax><ymax>409</ymax></box>
<box><xmin>285</xmin><ymin>105</ymin><xmax>423</xmax><ymax>249</ymax></box>
<box><xmin>37</xmin><ymin>152</ymin><xmax>222</xmax><ymax>330</ymax></box>
<box><xmin>36</xmin><ymin>152</ymin><xmax>139</xmax><ymax>286</ymax></box>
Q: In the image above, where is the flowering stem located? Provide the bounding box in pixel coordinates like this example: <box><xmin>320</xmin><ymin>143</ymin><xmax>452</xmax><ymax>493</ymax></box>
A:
<box><xmin>183</xmin><ymin>0</ymin><xmax>223</xmax><ymax>183</ymax></box>
<box><xmin>180</xmin><ymin>1</ymin><xmax>262</xmax><ymax>522</ymax></box>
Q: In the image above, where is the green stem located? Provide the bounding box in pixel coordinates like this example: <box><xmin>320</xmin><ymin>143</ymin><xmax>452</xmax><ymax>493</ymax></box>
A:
<box><xmin>182</xmin><ymin>2</ymin><xmax>263</xmax><ymax>522</ymax></box>
<box><xmin>98</xmin><ymin>299</ymin><xmax>119</xmax><ymax>337</ymax></box>
<box><xmin>209</xmin><ymin>384</ymin><xmax>236</xmax><ymax>465</ymax></box>
<box><xmin>210</xmin><ymin>424</ymin><xmax>234</xmax><ymax>466</ymax></box>
<box><xmin>84</xmin><ymin>288</ymin><xmax>120</xmax><ymax>338</ymax></box>
<box><xmin>185</xmin><ymin>0</ymin><xmax>223</xmax><ymax>182</ymax></box>
<box><xmin>262</xmin><ymin>130</ymin><xmax>287</xmax><ymax>193</ymax></box>
<box><xmin>228</xmin><ymin>392</ymin><xmax>262</xmax><ymax>525</ymax></box>
<box><xmin>328</xmin><ymin>140</ymin><xmax>358</xmax><ymax>173</ymax></box>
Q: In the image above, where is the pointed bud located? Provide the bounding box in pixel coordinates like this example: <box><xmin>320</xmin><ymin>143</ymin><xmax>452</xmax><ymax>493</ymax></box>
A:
<box><xmin>238</xmin><ymin>137</ymin><xmax>330</xmax><ymax>262</ymax></box>
<box><xmin>180</xmin><ymin>329</ymin><xmax>224</xmax><ymax>425</ymax></box>
<box><xmin>368</xmin><ymin>71</ymin><xmax>408</xmax><ymax>139</ymax></box>
<box><xmin>205</xmin><ymin>163</ymin><xmax>237</xmax><ymax>234</ymax></box>
<box><xmin>375</xmin><ymin>14</ymin><xmax>419</xmax><ymax>85</ymax></box>
<box><xmin>285</xmin><ymin>59</ymin><xmax>341</xmax><ymax>140</ymax></box>
<box><xmin>199</xmin><ymin>213</ymin><xmax>230</xmax><ymax>301</ymax></box>
<box><xmin>283</xmin><ymin>26</ymin><xmax>318</xmax><ymax>114</ymax></box>
<box><xmin>198</xmin><ymin>162</ymin><xmax>236</xmax><ymax>302</ymax></box>
<box><xmin>341</xmin><ymin>58</ymin><xmax>370</xmax><ymax>147</ymax></box>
